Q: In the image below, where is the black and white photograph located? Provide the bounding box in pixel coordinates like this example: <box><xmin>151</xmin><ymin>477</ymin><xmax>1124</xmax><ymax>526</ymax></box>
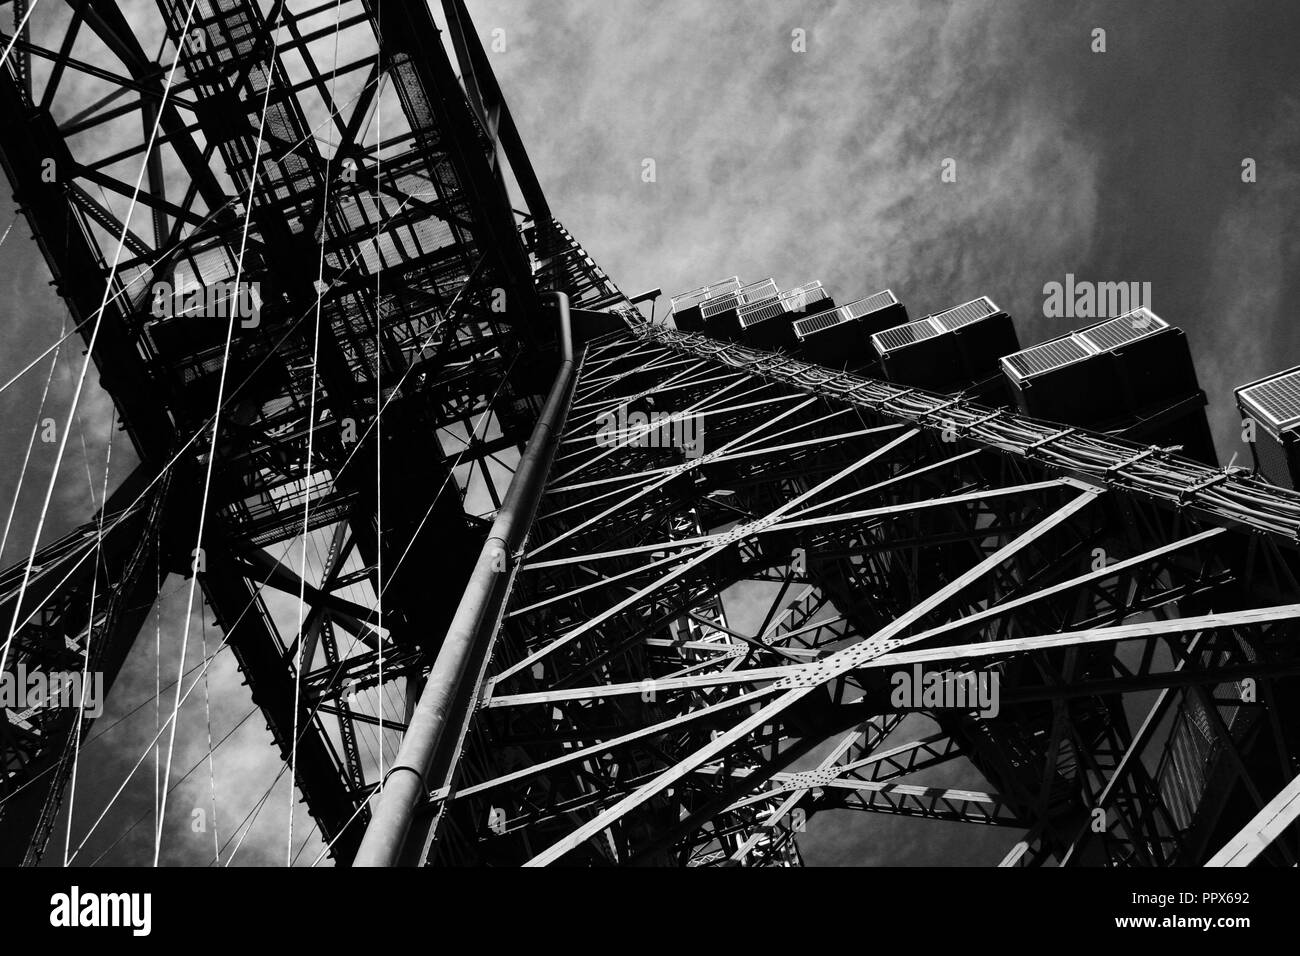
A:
<box><xmin>0</xmin><ymin>0</ymin><xmax>1295</xmax><ymax>938</ymax></box>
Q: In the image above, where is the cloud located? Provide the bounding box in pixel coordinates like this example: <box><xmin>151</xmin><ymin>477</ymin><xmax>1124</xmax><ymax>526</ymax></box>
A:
<box><xmin>473</xmin><ymin>0</ymin><xmax>1103</xmax><ymax>332</ymax></box>
<box><xmin>1195</xmin><ymin>95</ymin><xmax>1300</xmax><ymax>461</ymax></box>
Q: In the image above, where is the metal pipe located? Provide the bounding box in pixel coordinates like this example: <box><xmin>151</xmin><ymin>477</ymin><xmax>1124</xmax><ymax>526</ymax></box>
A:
<box><xmin>354</xmin><ymin>291</ymin><xmax>575</xmax><ymax>866</ymax></box>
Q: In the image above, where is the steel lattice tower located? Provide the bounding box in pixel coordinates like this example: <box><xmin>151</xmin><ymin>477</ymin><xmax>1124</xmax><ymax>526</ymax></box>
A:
<box><xmin>2</xmin><ymin>0</ymin><xmax>1299</xmax><ymax>868</ymax></box>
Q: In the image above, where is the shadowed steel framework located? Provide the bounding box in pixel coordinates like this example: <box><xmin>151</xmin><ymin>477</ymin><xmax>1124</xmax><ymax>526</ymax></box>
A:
<box><xmin>0</xmin><ymin>0</ymin><xmax>1298</xmax><ymax>868</ymax></box>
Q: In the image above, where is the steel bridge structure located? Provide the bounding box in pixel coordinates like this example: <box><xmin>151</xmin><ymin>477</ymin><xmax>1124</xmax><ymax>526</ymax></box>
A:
<box><xmin>1</xmin><ymin>0</ymin><xmax>1299</xmax><ymax>867</ymax></box>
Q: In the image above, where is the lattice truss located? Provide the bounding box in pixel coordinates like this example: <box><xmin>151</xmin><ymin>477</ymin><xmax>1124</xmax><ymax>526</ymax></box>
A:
<box><xmin>0</xmin><ymin>0</ymin><xmax>606</xmax><ymax>865</ymax></box>
<box><xmin>425</xmin><ymin>323</ymin><xmax>1300</xmax><ymax>867</ymax></box>
<box><xmin>2</xmin><ymin>0</ymin><xmax>1298</xmax><ymax>872</ymax></box>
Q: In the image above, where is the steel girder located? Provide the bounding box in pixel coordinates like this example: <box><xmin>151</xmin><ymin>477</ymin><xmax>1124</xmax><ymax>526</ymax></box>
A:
<box><xmin>408</xmin><ymin>323</ymin><xmax>1300</xmax><ymax>866</ymax></box>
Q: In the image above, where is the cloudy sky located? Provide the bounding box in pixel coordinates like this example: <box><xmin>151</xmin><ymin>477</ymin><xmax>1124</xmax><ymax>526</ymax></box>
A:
<box><xmin>474</xmin><ymin>0</ymin><xmax>1300</xmax><ymax>462</ymax></box>
<box><xmin>2</xmin><ymin>0</ymin><xmax>1298</xmax><ymax>866</ymax></box>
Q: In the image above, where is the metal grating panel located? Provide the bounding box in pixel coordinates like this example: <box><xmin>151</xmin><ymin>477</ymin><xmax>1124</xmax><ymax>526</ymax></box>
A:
<box><xmin>934</xmin><ymin>296</ymin><xmax>997</xmax><ymax>331</ymax></box>
<box><xmin>872</xmin><ymin>317</ymin><xmax>940</xmax><ymax>353</ymax></box>
<box><xmin>700</xmin><ymin>277</ymin><xmax>774</xmax><ymax>317</ymax></box>
<box><xmin>738</xmin><ymin>298</ymin><xmax>788</xmax><ymax>328</ymax></box>
<box><xmin>1002</xmin><ymin>335</ymin><xmax>1094</xmax><ymax>380</ymax></box>
<box><xmin>704</xmin><ymin>277</ymin><xmax>742</xmax><ymax>298</ymax></box>
<box><xmin>1240</xmin><ymin>368</ymin><xmax>1300</xmax><ymax>430</ymax></box>
<box><xmin>738</xmin><ymin>278</ymin><xmax>779</xmax><ymax>305</ymax></box>
<box><xmin>672</xmin><ymin>276</ymin><xmax>739</xmax><ymax>310</ymax></box>
<box><xmin>780</xmin><ymin>282</ymin><xmax>829</xmax><ymax>313</ymax></box>
<box><xmin>738</xmin><ymin>294</ymin><xmax>780</xmax><ymax>316</ymax></box>
<box><xmin>793</xmin><ymin>307</ymin><xmax>848</xmax><ymax>338</ymax></box>
<box><xmin>739</xmin><ymin>280</ymin><xmax>824</xmax><ymax>328</ymax></box>
<box><xmin>1080</xmin><ymin>309</ymin><xmax>1168</xmax><ymax>351</ymax></box>
<box><xmin>701</xmin><ymin>292</ymin><xmax>741</xmax><ymax>317</ymax></box>
<box><xmin>842</xmin><ymin>289</ymin><xmax>897</xmax><ymax>320</ymax></box>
